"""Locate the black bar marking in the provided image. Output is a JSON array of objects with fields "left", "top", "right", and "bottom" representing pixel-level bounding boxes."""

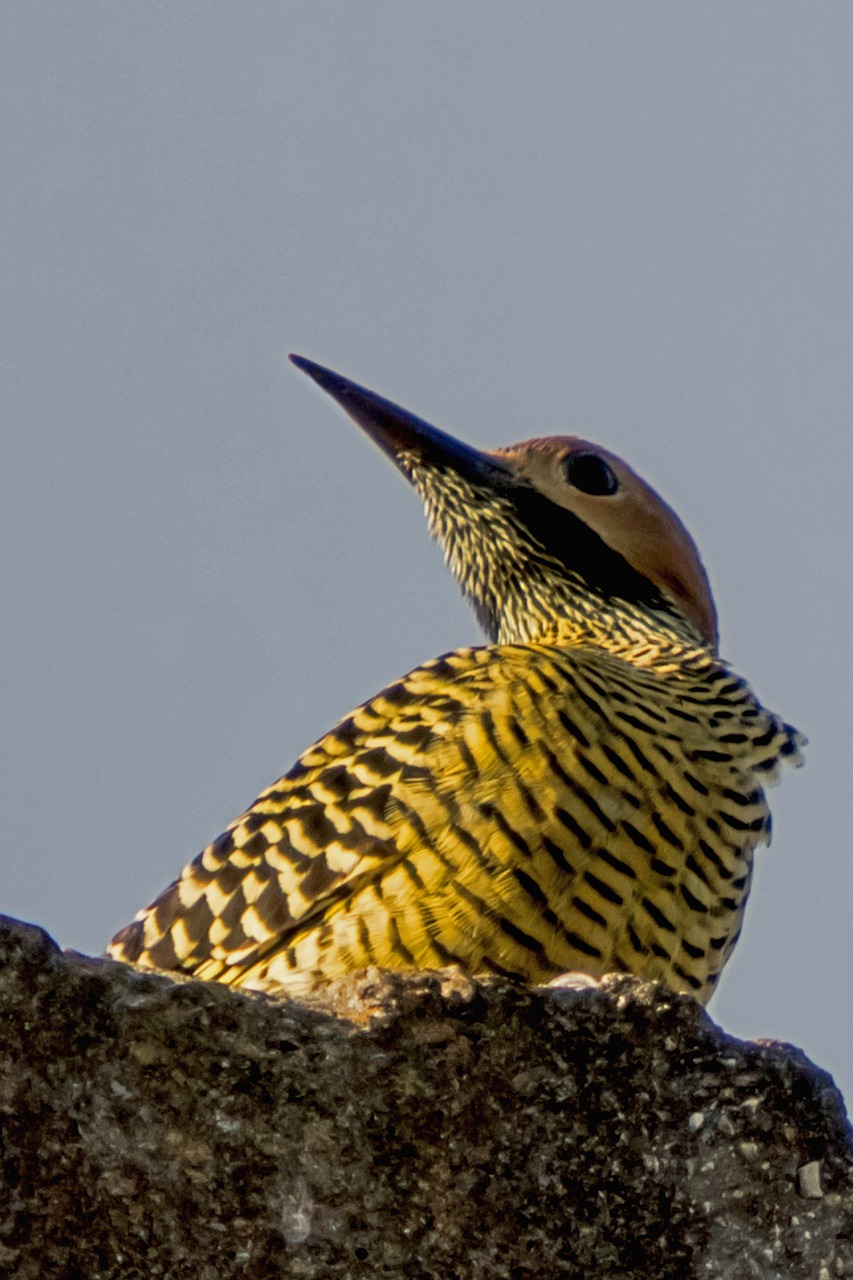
[
  {"left": 542, "top": 836, "right": 576, "bottom": 877},
  {"left": 642, "top": 897, "right": 676, "bottom": 933},
  {"left": 622, "top": 821, "right": 655, "bottom": 855},
  {"left": 584, "top": 871, "right": 623, "bottom": 906},
  {"left": 595, "top": 847, "right": 638, "bottom": 880},
  {"left": 573, "top": 895, "right": 607, "bottom": 929},
  {"left": 513, "top": 867, "right": 549, "bottom": 906},
  {"left": 554, "top": 806, "right": 592, "bottom": 850},
  {"left": 651, "top": 812, "right": 684, "bottom": 850},
  {"left": 680, "top": 884, "right": 709, "bottom": 914},
  {"left": 558, "top": 710, "right": 590, "bottom": 748}
]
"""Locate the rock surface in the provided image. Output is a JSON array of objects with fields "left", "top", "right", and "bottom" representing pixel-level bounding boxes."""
[{"left": 0, "top": 915, "right": 850, "bottom": 1279}]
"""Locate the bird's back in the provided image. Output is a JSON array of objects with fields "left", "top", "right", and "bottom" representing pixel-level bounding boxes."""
[{"left": 108, "top": 636, "right": 803, "bottom": 1003}]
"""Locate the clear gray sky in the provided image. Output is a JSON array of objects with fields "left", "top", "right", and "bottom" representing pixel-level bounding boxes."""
[{"left": 2, "top": 4, "right": 851, "bottom": 1101}]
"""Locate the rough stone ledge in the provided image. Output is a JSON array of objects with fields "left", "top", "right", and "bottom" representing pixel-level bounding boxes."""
[{"left": 0, "top": 914, "right": 850, "bottom": 1279}]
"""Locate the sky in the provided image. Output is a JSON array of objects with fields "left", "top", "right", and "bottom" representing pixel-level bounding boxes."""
[{"left": 2, "top": 3, "right": 851, "bottom": 1104}]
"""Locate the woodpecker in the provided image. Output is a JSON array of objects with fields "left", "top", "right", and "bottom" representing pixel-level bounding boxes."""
[{"left": 108, "top": 357, "right": 804, "bottom": 1002}]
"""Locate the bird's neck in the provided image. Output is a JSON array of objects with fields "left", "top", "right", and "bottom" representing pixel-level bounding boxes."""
[
  {"left": 474, "top": 542, "right": 709, "bottom": 661},
  {"left": 410, "top": 462, "right": 711, "bottom": 664},
  {"left": 495, "top": 583, "right": 710, "bottom": 666}
]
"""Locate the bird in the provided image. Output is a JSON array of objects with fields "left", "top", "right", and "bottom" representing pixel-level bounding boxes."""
[{"left": 107, "top": 356, "right": 804, "bottom": 1003}]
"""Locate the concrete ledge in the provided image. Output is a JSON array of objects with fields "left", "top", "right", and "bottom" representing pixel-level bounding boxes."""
[{"left": 0, "top": 915, "right": 850, "bottom": 1278}]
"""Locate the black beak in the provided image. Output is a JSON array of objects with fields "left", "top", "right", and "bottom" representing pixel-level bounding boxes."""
[{"left": 289, "top": 355, "right": 511, "bottom": 488}]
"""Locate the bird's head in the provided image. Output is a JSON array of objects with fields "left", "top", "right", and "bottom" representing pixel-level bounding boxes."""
[{"left": 290, "top": 357, "right": 718, "bottom": 653}]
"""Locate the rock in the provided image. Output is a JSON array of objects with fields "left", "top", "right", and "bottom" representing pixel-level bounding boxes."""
[{"left": 0, "top": 914, "right": 850, "bottom": 1279}]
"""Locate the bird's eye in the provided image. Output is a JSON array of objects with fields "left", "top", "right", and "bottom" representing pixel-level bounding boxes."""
[{"left": 563, "top": 451, "right": 619, "bottom": 496}]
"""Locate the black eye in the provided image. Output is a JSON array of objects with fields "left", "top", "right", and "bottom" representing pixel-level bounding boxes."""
[{"left": 563, "top": 451, "right": 619, "bottom": 496}]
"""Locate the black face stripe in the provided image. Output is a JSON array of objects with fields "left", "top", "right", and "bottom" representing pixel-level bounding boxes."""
[{"left": 509, "top": 484, "right": 673, "bottom": 614}]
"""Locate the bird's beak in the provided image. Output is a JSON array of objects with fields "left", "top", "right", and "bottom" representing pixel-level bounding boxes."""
[{"left": 289, "top": 355, "right": 511, "bottom": 488}]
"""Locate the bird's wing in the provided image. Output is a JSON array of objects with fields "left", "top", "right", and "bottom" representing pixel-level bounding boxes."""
[{"left": 107, "top": 645, "right": 502, "bottom": 977}]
